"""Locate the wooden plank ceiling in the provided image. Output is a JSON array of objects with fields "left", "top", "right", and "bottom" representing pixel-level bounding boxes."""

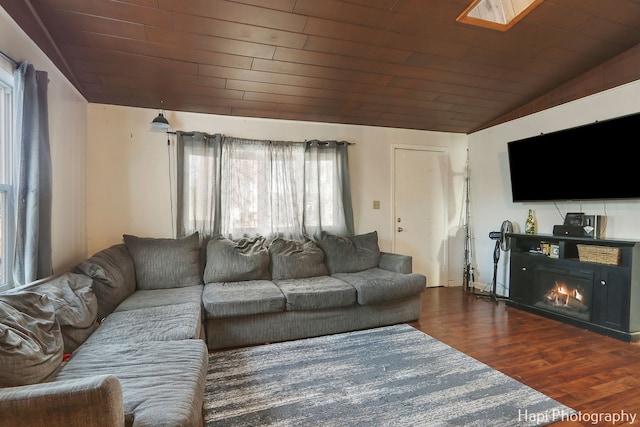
[{"left": 2, "top": 0, "right": 640, "bottom": 133}]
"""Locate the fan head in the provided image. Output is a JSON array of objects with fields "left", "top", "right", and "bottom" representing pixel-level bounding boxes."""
[{"left": 500, "top": 220, "right": 513, "bottom": 251}]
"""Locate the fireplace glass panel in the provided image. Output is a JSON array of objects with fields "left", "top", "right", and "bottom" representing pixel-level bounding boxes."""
[{"left": 533, "top": 267, "right": 592, "bottom": 322}]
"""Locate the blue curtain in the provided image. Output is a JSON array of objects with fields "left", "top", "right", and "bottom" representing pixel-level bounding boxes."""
[{"left": 12, "top": 62, "right": 52, "bottom": 286}]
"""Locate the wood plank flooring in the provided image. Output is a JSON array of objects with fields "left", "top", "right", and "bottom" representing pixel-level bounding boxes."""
[{"left": 410, "top": 287, "right": 640, "bottom": 426}]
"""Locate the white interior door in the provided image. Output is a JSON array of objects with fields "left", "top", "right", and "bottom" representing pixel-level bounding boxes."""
[{"left": 393, "top": 146, "right": 448, "bottom": 287}]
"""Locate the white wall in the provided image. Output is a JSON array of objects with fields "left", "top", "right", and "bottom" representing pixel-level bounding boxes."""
[
  {"left": 86, "top": 104, "right": 468, "bottom": 285},
  {"left": 468, "top": 80, "right": 640, "bottom": 295},
  {"left": 0, "top": 7, "right": 88, "bottom": 274}
]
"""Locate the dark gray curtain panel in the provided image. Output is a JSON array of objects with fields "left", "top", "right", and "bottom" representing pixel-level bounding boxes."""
[
  {"left": 12, "top": 62, "right": 52, "bottom": 286},
  {"left": 303, "top": 140, "right": 354, "bottom": 239},
  {"left": 176, "top": 132, "right": 222, "bottom": 240}
]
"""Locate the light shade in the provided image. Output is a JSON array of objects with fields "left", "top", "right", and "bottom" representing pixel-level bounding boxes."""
[{"left": 151, "top": 112, "right": 170, "bottom": 129}]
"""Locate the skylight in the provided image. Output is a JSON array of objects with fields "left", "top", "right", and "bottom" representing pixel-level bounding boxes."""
[{"left": 457, "top": 0, "right": 543, "bottom": 31}]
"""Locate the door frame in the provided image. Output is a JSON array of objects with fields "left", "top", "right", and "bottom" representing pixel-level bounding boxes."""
[{"left": 390, "top": 144, "right": 449, "bottom": 284}]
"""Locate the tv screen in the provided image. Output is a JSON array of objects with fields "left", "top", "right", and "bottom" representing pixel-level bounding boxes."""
[{"left": 507, "top": 112, "right": 640, "bottom": 202}]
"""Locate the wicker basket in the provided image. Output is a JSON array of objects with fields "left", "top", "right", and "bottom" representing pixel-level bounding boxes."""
[{"left": 576, "top": 244, "right": 621, "bottom": 265}]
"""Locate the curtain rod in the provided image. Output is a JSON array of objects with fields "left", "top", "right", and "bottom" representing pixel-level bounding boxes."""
[
  {"left": 0, "top": 50, "right": 19, "bottom": 67},
  {"left": 166, "top": 130, "right": 355, "bottom": 145}
]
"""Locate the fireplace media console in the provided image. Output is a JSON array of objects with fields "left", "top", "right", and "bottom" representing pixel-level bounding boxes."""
[{"left": 507, "top": 233, "right": 640, "bottom": 342}]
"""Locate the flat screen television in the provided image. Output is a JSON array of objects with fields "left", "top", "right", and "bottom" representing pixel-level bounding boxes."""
[{"left": 507, "top": 112, "right": 640, "bottom": 202}]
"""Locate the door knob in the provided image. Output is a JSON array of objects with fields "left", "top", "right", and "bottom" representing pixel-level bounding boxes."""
[{"left": 397, "top": 227, "right": 403, "bottom": 232}]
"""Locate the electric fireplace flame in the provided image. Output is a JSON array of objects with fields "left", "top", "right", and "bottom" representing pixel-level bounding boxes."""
[{"left": 544, "top": 281, "right": 587, "bottom": 312}]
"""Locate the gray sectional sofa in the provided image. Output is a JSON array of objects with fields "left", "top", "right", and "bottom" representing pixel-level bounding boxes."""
[
  {"left": 203, "top": 232, "right": 426, "bottom": 349},
  {"left": 0, "top": 231, "right": 426, "bottom": 426},
  {"left": 0, "top": 235, "right": 208, "bottom": 427}
]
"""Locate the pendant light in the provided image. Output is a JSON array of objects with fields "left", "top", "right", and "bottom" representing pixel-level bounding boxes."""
[{"left": 151, "top": 101, "right": 170, "bottom": 129}]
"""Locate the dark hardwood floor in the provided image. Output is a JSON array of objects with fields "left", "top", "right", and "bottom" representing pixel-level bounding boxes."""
[{"left": 410, "top": 287, "right": 640, "bottom": 426}]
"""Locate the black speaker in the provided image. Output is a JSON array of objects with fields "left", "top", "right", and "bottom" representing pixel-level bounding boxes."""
[{"left": 552, "top": 225, "right": 585, "bottom": 237}]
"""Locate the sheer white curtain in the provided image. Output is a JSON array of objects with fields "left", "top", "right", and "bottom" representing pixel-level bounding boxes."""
[
  {"left": 176, "top": 133, "right": 353, "bottom": 242},
  {"left": 219, "top": 137, "right": 305, "bottom": 240}
]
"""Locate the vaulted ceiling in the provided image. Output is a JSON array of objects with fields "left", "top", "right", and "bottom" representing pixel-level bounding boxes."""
[{"left": 2, "top": 0, "right": 640, "bottom": 134}]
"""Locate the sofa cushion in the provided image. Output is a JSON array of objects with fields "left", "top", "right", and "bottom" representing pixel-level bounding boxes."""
[
  {"left": 333, "top": 268, "right": 426, "bottom": 305},
  {"left": 28, "top": 272, "right": 98, "bottom": 353},
  {"left": 318, "top": 231, "right": 381, "bottom": 274},
  {"left": 114, "top": 285, "right": 204, "bottom": 312},
  {"left": 204, "top": 236, "right": 270, "bottom": 283},
  {"left": 269, "top": 238, "right": 329, "bottom": 280},
  {"left": 83, "top": 302, "right": 202, "bottom": 346},
  {"left": 203, "top": 280, "right": 285, "bottom": 318},
  {"left": 0, "top": 292, "right": 63, "bottom": 387},
  {"left": 274, "top": 276, "right": 356, "bottom": 311},
  {"left": 74, "top": 244, "right": 136, "bottom": 321},
  {"left": 55, "top": 339, "right": 208, "bottom": 427},
  {"left": 124, "top": 232, "right": 203, "bottom": 290}
]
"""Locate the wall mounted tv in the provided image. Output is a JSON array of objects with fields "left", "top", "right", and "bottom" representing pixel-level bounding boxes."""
[{"left": 507, "top": 112, "right": 640, "bottom": 202}]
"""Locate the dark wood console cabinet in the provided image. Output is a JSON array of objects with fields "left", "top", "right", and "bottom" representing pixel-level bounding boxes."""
[{"left": 506, "top": 233, "right": 640, "bottom": 342}]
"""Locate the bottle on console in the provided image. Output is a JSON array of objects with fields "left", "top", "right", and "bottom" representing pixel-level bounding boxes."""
[{"left": 525, "top": 209, "right": 536, "bottom": 235}]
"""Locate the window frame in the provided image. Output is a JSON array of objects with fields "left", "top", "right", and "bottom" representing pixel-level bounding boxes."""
[{"left": 0, "top": 66, "right": 14, "bottom": 290}]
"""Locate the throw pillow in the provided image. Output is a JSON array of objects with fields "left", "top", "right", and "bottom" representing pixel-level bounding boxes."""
[
  {"left": 318, "top": 231, "right": 381, "bottom": 274},
  {"left": 123, "top": 232, "right": 203, "bottom": 290},
  {"left": 0, "top": 292, "right": 64, "bottom": 387},
  {"left": 269, "top": 238, "right": 329, "bottom": 280},
  {"left": 74, "top": 244, "right": 136, "bottom": 320},
  {"left": 29, "top": 272, "right": 98, "bottom": 353},
  {"left": 204, "top": 236, "right": 270, "bottom": 283}
]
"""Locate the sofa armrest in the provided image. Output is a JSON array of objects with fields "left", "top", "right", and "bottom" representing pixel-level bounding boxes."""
[
  {"left": 379, "top": 252, "right": 413, "bottom": 274},
  {"left": 0, "top": 374, "right": 124, "bottom": 427}
]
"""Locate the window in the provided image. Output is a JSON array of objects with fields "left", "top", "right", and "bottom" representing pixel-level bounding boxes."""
[
  {"left": 219, "top": 140, "right": 305, "bottom": 238},
  {"left": 0, "top": 67, "right": 14, "bottom": 290},
  {"left": 177, "top": 133, "right": 354, "bottom": 242},
  {"left": 456, "top": 0, "right": 543, "bottom": 31}
]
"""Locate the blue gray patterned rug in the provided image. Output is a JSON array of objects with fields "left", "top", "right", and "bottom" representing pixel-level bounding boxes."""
[{"left": 204, "top": 324, "right": 575, "bottom": 426}]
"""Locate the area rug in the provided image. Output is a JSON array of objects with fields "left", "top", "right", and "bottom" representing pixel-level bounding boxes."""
[{"left": 204, "top": 324, "right": 575, "bottom": 426}]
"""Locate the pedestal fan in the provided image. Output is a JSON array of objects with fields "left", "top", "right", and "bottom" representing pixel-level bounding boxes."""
[{"left": 486, "top": 220, "right": 513, "bottom": 303}]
